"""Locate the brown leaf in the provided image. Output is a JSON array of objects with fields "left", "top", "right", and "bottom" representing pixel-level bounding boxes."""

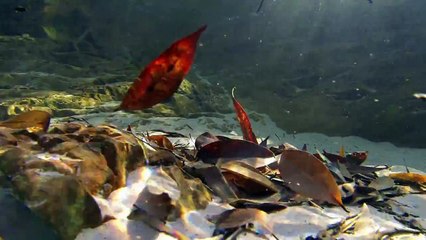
[
  {"left": 196, "top": 138, "right": 274, "bottom": 165},
  {"left": 211, "top": 208, "right": 272, "bottom": 232},
  {"left": 221, "top": 161, "right": 279, "bottom": 196},
  {"left": 279, "top": 149, "right": 345, "bottom": 209},
  {"left": 194, "top": 132, "right": 220, "bottom": 150},
  {"left": 184, "top": 162, "right": 238, "bottom": 202},
  {"left": 0, "top": 110, "right": 51, "bottom": 133},
  {"left": 131, "top": 188, "right": 173, "bottom": 222}
]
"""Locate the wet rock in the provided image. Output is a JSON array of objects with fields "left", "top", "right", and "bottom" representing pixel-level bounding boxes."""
[
  {"left": 11, "top": 170, "right": 102, "bottom": 240},
  {"left": 49, "top": 122, "right": 85, "bottom": 134},
  {"left": 0, "top": 188, "right": 60, "bottom": 240},
  {"left": 0, "top": 147, "right": 29, "bottom": 175},
  {"left": 38, "top": 134, "right": 73, "bottom": 150},
  {"left": 66, "top": 144, "right": 113, "bottom": 195},
  {"left": 0, "top": 127, "right": 18, "bottom": 146},
  {"left": 92, "top": 136, "right": 133, "bottom": 188}
]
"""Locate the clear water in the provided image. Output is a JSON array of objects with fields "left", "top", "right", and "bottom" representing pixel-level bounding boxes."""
[{"left": 2, "top": 0, "right": 425, "bottom": 148}]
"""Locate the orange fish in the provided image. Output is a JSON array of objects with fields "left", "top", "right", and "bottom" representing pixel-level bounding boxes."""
[{"left": 120, "top": 25, "right": 207, "bottom": 110}]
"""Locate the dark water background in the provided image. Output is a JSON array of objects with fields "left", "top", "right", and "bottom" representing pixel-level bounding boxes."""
[{"left": 1, "top": 0, "right": 426, "bottom": 147}]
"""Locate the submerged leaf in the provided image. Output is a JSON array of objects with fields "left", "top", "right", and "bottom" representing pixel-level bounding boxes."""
[
  {"left": 166, "top": 166, "right": 212, "bottom": 218},
  {"left": 368, "top": 176, "right": 395, "bottom": 191},
  {"left": 147, "top": 135, "right": 174, "bottom": 150},
  {"left": 231, "top": 87, "right": 257, "bottom": 144},
  {"left": 229, "top": 199, "right": 287, "bottom": 213},
  {"left": 194, "top": 132, "right": 220, "bottom": 150},
  {"left": 0, "top": 110, "right": 51, "bottom": 133},
  {"left": 131, "top": 188, "right": 173, "bottom": 222},
  {"left": 389, "top": 172, "right": 426, "bottom": 184},
  {"left": 211, "top": 208, "right": 271, "bottom": 231},
  {"left": 184, "top": 162, "right": 238, "bottom": 202},
  {"left": 196, "top": 138, "right": 274, "bottom": 165},
  {"left": 221, "top": 161, "right": 279, "bottom": 196},
  {"left": 120, "top": 25, "right": 207, "bottom": 110},
  {"left": 278, "top": 149, "right": 345, "bottom": 209}
]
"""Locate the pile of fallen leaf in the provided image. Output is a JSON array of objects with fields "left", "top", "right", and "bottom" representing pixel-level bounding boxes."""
[{"left": 0, "top": 100, "right": 425, "bottom": 239}]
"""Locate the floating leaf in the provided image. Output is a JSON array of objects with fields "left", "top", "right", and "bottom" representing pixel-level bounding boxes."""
[
  {"left": 0, "top": 110, "right": 51, "bottom": 133},
  {"left": 278, "top": 149, "right": 345, "bottom": 209},
  {"left": 120, "top": 25, "right": 207, "bottom": 110},
  {"left": 231, "top": 87, "right": 257, "bottom": 144},
  {"left": 196, "top": 138, "right": 274, "bottom": 165}
]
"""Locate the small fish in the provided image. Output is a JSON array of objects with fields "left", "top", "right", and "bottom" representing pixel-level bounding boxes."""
[
  {"left": 368, "top": 0, "right": 373, "bottom": 3},
  {"left": 14, "top": 6, "right": 26, "bottom": 13}
]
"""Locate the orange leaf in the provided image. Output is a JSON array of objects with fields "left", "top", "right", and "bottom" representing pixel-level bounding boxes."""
[
  {"left": 278, "top": 149, "right": 345, "bottom": 209},
  {"left": 232, "top": 87, "right": 257, "bottom": 144},
  {"left": 0, "top": 110, "right": 51, "bottom": 132},
  {"left": 120, "top": 25, "right": 207, "bottom": 110},
  {"left": 389, "top": 172, "right": 426, "bottom": 184}
]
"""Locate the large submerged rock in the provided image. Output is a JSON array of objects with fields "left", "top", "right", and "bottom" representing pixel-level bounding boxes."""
[{"left": 0, "top": 121, "right": 151, "bottom": 239}]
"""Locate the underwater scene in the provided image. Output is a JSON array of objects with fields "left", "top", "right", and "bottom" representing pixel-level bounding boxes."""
[{"left": 1, "top": 0, "right": 426, "bottom": 239}]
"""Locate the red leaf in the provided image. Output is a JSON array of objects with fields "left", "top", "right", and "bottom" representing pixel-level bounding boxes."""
[
  {"left": 232, "top": 87, "right": 257, "bottom": 144},
  {"left": 120, "top": 25, "right": 207, "bottom": 110}
]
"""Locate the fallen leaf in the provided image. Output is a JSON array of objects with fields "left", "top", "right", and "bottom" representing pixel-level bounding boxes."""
[
  {"left": 368, "top": 176, "right": 395, "bottom": 191},
  {"left": 0, "top": 110, "right": 51, "bottom": 133},
  {"left": 194, "top": 132, "right": 220, "bottom": 150},
  {"left": 196, "top": 138, "right": 274, "bottom": 165},
  {"left": 221, "top": 161, "right": 279, "bottom": 196},
  {"left": 120, "top": 25, "right": 207, "bottom": 110},
  {"left": 148, "top": 135, "right": 174, "bottom": 150},
  {"left": 131, "top": 188, "right": 173, "bottom": 222},
  {"left": 231, "top": 87, "right": 257, "bottom": 144},
  {"left": 346, "top": 151, "right": 368, "bottom": 165},
  {"left": 210, "top": 208, "right": 271, "bottom": 231},
  {"left": 389, "top": 172, "right": 426, "bottom": 184},
  {"left": 278, "top": 149, "right": 345, "bottom": 209},
  {"left": 229, "top": 199, "right": 287, "bottom": 213}
]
